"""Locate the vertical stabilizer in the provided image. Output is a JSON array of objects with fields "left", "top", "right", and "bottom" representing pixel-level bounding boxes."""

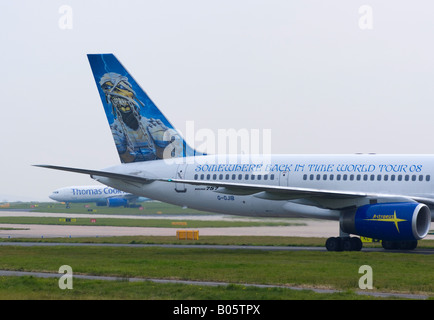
[{"left": 88, "top": 54, "right": 198, "bottom": 163}]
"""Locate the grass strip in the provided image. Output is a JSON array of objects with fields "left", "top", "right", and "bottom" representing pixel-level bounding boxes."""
[
  {"left": 0, "top": 217, "right": 303, "bottom": 228},
  {"left": 2, "top": 201, "right": 215, "bottom": 215},
  {"left": 0, "top": 276, "right": 385, "bottom": 300},
  {"left": 0, "top": 244, "right": 433, "bottom": 296}
]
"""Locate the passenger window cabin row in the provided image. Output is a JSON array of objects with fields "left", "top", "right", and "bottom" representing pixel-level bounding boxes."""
[
  {"left": 303, "top": 173, "right": 430, "bottom": 182},
  {"left": 192, "top": 172, "right": 431, "bottom": 182},
  {"left": 194, "top": 173, "right": 276, "bottom": 181}
]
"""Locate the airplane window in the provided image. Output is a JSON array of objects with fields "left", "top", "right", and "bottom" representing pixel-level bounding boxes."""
[
  {"left": 270, "top": 174, "right": 275, "bottom": 180},
  {"left": 323, "top": 174, "right": 327, "bottom": 180},
  {"left": 206, "top": 174, "right": 211, "bottom": 180},
  {"left": 377, "top": 174, "right": 381, "bottom": 181},
  {"left": 398, "top": 175, "right": 402, "bottom": 181},
  {"left": 225, "top": 174, "right": 229, "bottom": 180},
  {"left": 329, "top": 174, "right": 334, "bottom": 180},
  {"left": 316, "top": 174, "right": 321, "bottom": 180},
  {"left": 384, "top": 175, "right": 388, "bottom": 181},
  {"left": 391, "top": 175, "right": 395, "bottom": 181},
  {"left": 245, "top": 174, "right": 249, "bottom": 180},
  {"left": 200, "top": 174, "right": 204, "bottom": 180},
  {"left": 303, "top": 174, "right": 308, "bottom": 180},
  {"left": 412, "top": 175, "right": 416, "bottom": 181},
  {"left": 264, "top": 175, "right": 268, "bottom": 180},
  {"left": 350, "top": 174, "right": 354, "bottom": 181},
  {"left": 232, "top": 174, "right": 236, "bottom": 180},
  {"left": 337, "top": 174, "right": 341, "bottom": 181},
  {"left": 219, "top": 174, "right": 223, "bottom": 180},
  {"left": 405, "top": 175, "right": 409, "bottom": 181},
  {"left": 419, "top": 175, "right": 423, "bottom": 181},
  {"left": 370, "top": 175, "right": 375, "bottom": 181},
  {"left": 257, "top": 175, "right": 262, "bottom": 180},
  {"left": 363, "top": 174, "right": 368, "bottom": 181},
  {"left": 356, "top": 174, "right": 361, "bottom": 181},
  {"left": 194, "top": 174, "right": 198, "bottom": 180},
  {"left": 213, "top": 174, "right": 217, "bottom": 180},
  {"left": 251, "top": 175, "right": 255, "bottom": 180},
  {"left": 238, "top": 174, "right": 243, "bottom": 180},
  {"left": 343, "top": 174, "right": 347, "bottom": 181},
  {"left": 426, "top": 175, "right": 431, "bottom": 181}
]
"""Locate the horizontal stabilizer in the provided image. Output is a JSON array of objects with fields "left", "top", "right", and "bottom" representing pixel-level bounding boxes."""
[{"left": 34, "top": 165, "right": 152, "bottom": 184}]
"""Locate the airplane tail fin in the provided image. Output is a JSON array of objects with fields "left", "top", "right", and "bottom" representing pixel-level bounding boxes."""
[{"left": 87, "top": 54, "right": 200, "bottom": 163}]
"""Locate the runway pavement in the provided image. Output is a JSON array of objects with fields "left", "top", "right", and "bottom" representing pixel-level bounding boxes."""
[
  {"left": 0, "top": 223, "right": 340, "bottom": 238},
  {"left": 0, "top": 213, "right": 340, "bottom": 239},
  {"left": 0, "top": 210, "right": 432, "bottom": 240}
]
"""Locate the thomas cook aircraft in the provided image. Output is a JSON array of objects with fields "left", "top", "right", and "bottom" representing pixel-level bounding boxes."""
[
  {"left": 49, "top": 185, "right": 150, "bottom": 207},
  {"left": 36, "top": 54, "right": 433, "bottom": 251}
]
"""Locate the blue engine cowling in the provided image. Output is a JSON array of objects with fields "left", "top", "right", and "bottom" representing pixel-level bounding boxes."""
[
  {"left": 106, "top": 198, "right": 129, "bottom": 207},
  {"left": 341, "top": 202, "right": 431, "bottom": 241}
]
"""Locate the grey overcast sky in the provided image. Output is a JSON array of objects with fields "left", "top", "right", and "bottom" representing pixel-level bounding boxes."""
[{"left": 1, "top": 1, "right": 434, "bottom": 201}]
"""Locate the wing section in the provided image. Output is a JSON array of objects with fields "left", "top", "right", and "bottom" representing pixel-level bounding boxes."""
[
  {"left": 34, "top": 165, "right": 153, "bottom": 184},
  {"left": 161, "top": 177, "right": 432, "bottom": 210},
  {"left": 163, "top": 178, "right": 368, "bottom": 198}
]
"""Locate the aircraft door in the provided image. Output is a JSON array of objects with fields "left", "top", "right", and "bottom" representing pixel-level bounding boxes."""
[
  {"left": 175, "top": 164, "right": 188, "bottom": 193},
  {"left": 279, "top": 171, "right": 288, "bottom": 187}
]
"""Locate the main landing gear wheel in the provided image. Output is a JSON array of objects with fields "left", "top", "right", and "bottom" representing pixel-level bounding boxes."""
[
  {"left": 325, "top": 237, "right": 362, "bottom": 252},
  {"left": 381, "top": 240, "right": 418, "bottom": 250}
]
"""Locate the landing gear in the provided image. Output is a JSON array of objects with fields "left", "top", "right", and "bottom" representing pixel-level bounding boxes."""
[
  {"left": 326, "top": 237, "right": 418, "bottom": 251},
  {"left": 382, "top": 240, "right": 418, "bottom": 250},
  {"left": 325, "top": 236, "right": 363, "bottom": 252}
]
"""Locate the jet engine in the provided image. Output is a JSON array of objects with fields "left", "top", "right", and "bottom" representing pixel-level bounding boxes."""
[
  {"left": 106, "top": 198, "right": 129, "bottom": 207},
  {"left": 341, "top": 202, "right": 431, "bottom": 242}
]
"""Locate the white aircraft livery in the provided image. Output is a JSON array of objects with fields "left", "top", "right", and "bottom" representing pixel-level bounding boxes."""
[
  {"left": 36, "top": 54, "right": 433, "bottom": 251},
  {"left": 49, "top": 185, "right": 149, "bottom": 207}
]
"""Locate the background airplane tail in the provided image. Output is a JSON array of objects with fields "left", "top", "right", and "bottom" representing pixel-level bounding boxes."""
[{"left": 88, "top": 54, "right": 199, "bottom": 163}]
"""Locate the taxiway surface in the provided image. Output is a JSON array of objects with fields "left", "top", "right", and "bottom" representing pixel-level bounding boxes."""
[
  {"left": 0, "top": 210, "right": 432, "bottom": 240},
  {"left": 0, "top": 210, "right": 339, "bottom": 239}
]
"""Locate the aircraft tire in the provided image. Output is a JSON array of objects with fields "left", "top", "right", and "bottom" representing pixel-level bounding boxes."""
[
  {"left": 400, "top": 240, "right": 418, "bottom": 250},
  {"left": 350, "top": 237, "right": 363, "bottom": 251},
  {"left": 326, "top": 237, "right": 363, "bottom": 252},
  {"left": 382, "top": 240, "right": 417, "bottom": 250},
  {"left": 325, "top": 237, "right": 342, "bottom": 251},
  {"left": 342, "top": 238, "right": 353, "bottom": 251}
]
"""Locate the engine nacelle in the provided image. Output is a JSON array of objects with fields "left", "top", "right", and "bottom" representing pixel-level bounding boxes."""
[
  {"left": 341, "top": 202, "right": 431, "bottom": 241},
  {"left": 106, "top": 198, "right": 129, "bottom": 207}
]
